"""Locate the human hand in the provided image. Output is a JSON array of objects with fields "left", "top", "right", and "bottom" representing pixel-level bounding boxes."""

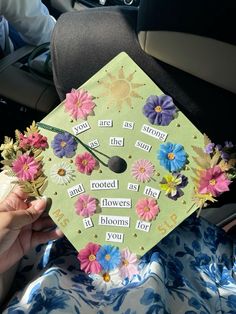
[{"left": 0, "top": 185, "right": 63, "bottom": 273}]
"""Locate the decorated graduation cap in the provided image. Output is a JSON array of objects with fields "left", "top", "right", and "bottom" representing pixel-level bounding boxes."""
[{"left": 1, "top": 53, "right": 235, "bottom": 286}]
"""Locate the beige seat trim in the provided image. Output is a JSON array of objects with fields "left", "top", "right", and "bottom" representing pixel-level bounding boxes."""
[{"left": 138, "top": 31, "right": 236, "bottom": 94}]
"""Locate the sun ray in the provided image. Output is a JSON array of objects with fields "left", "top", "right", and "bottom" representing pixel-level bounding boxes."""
[
  {"left": 125, "top": 97, "right": 132, "bottom": 108},
  {"left": 131, "top": 83, "right": 145, "bottom": 89},
  {"left": 106, "top": 71, "right": 117, "bottom": 82},
  {"left": 130, "top": 91, "right": 143, "bottom": 99},
  {"left": 118, "top": 67, "right": 125, "bottom": 79},
  {"left": 97, "top": 66, "right": 144, "bottom": 110},
  {"left": 98, "top": 81, "right": 111, "bottom": 89}
]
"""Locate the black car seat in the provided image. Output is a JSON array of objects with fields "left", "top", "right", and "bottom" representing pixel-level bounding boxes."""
[{"left": 51, "top": 0, "right": 236, "bottom": 222}]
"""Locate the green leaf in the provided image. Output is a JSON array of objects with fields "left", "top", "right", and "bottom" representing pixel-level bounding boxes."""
[
  {"left": 25, "top": 121, "right": 38, "bottom": 136},
  {"left": 192, "top": 156, "right": 210, "bottom": 169},
  {"left": 203, "top": 133, "right": 212, "bottom": 147},
  {"left": 0, "top": 159, "right": 13, "bottom": 166},
  {"left": 210, "top": 150, "right": 221, "bottom": 168}
]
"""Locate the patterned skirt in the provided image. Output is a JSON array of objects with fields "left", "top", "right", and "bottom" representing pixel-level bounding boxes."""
[{"left": 2, "top": 214, "right": 236, "bottom": 314}]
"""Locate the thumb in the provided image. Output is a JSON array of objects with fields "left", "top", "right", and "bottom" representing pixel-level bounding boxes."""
[{"left": 9, "top": 198, "right": 46, "bottom": 229}]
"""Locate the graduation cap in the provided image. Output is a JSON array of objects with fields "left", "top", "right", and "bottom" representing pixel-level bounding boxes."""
[{"left": 1, "top": 53, "right": 235, "bottom": 284}]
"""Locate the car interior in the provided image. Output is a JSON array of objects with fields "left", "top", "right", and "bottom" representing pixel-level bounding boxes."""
[
  {"left": 1, "top": 0, "right": 235, "bottom": 226},
  {"left": 0, "top": 0, "right": 235, "bottom": 308}
]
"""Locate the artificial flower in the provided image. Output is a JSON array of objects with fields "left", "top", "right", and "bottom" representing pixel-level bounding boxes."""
[
  {"left": 198, "top": 165, "right": 231, "bottom": 197},
  {"left": 19, "top": 132, "right": 48, "bottom": 150},
  {"left": 77, "top": 243, "right": 102, "bottom": 274},
  {"left": 224, "top": 141, "right": 234, "bottom": 148},
  {"left": 0, "top": 137, "right": 18, "bottom": 160},
  {"left": 135, "top": 198, "right": 160, "bottom": 221},
  {"left": 160, "top": 173, "right": 188, "bottom": 200},
  {"left": 96, "top": 245, "right": 121, "bottom": 272},
  {"left": 50, "top": 162, "right": 75, "bottom": 185},
  {"left": 74, "top": 194, "right": 97, "bottom": 217},
  {"left": 91, "top": 269, "right": 122, "bottom": 293},
  {"left": 131, "top": 159, "right": 155, "bottom": 183},
  {"left": 65, "top": 88, "right": 96, "bottom": 120},
  {"left": 75, "top": 152, "right": 97, "bottom": 175},
  {"left": 28, "top": 133, "right": 48, "bottom": 149},
  {"left": 51, "top": 132, "right": 77, "bottom": 158},
  {"left": 12, "top": 153, "right": 40, "bottom": 181},
  {"left": 143, "top": 94, "right": 176, "bottom": 126},
  {"left": 203, "top": 142, "right": 215, "bottom": 154},
  {"left": 120, "top": 248, "right": 139, "bottom": 280},
  {"left": 157, "top": 142, "right": 187, "bottom": 172}
]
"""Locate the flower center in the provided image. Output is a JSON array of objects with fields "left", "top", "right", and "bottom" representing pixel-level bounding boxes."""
[
  {"left": 105, "top": 254, "right": 111, "bottom": 261},
  {"left": 143, "top": 206, "right": 150, "bottom": 212},
  {"left": 123, "top": 259, "right": 129, "bottom": 266},
  {"left": 103, "top": 273, "right": 111, "bottom": 282},
  {"left": 23, "top": 163, "right": 29, "bottom": 171},
  {"left": 139, "top": 167, "right": 146, "bottom": 173},
  {"left": 77, "top": 100, "right": 82, "bottom": 107},
  {"left": 167, "top": 182, "right": 175, "bottom": 188},
  {"left": 209, "top": 179, "right": 216, "bottom": 186},
  {"left": 57, "top": 168, "right": 66, "bottom": 176},
  {"left": 167, "top": 152, "right": 175, "bottom": 160},
  {"left": 82, "top": 201, "right": 88, "bottom": 208},
  {"left": 82, "top": 159, "right": 88, "bottom": 166},
  {"left": 155, "top": 105, "right": 162, "bottom": 113},
  {"left": 88, "top": 254, "right": 96, "bottom": 262},
  {"left": 60, "top": 141, "right": 67, "bottom": 148}
]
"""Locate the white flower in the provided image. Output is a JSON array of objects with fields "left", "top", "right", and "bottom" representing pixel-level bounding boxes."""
[
  {"left": 0, "top": 137, "right": 18, "bottom": 159},
  {"left": 50, "top": 161, "right": 75, "bottom": 185},
  {"left": 91, "top": 269, "right": 122, "bottom": 293}
]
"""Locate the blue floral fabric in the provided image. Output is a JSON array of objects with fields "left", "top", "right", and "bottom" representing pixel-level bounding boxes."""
[{"left": 2, "top": 215, "right": 236, "bottom": 314}]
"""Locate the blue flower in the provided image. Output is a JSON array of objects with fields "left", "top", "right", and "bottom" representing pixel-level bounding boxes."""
[
  {"left": 51, "top": 132, "right": 77, "bottom": 158},
  {"left": 96, "top": 245, "right": 121, "bottom": 271},
  {"left": 157, "top": 142, "right": 187, "bottom": 172},
  {"left": 188, "top": 297, "right": 201, "bottom": 310},
  {"left": 227, "top": 295, "right": 236, "bottom": 309},
  {"left": 29, "top": 287, "right": 70, "bottom": 313},
  {"left": 143, "top": 94, "right": 177, "bottom": 126},
  {"left": 140, "top": 288, "right": 161, "bottom": 305}
]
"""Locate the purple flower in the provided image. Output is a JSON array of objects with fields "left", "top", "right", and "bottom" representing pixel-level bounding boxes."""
[
  {"left": 221, "top": 151, "right": 230, "bottom": 161},
  {"left": 51, "top": 132, "right": 77, "bottom": 158},
  {"left": 224, "top": 141, "right": 234, "bottom": 148},
  {"left": 160, "top": 173, "right": 188, "bottom": 200},
  {"left": 143, "top": 94, "right": 176, "bottom": 126},
  {"left": 215, "top": 144, "right": 222, "bottom": 152},
  {"left": 203, "top": 143, "right": 215, "bottom": 154}
]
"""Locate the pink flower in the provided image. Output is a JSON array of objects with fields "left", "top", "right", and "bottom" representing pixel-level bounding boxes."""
[
  {"left": 198, "top": 165, "right": 231, "bottom": 197},
  {"left": 19, "top": 132, "right": 48, "bottom": 150},
  {"left": 77, "top": 242, "right": 102, "bottom": 274},
  {"left": 65, "top": 88, "right": 96, "bottom": 120},
  {"left": 19, "top": 133, "right": 30, "bottom": 149},
  {"left": 75, "top": 194, "right": 97, "bottom": 217},
  {"left": 28, "top": 133, "right": 48, "bottom": 149},
  {"left": 131, "top": 159, "right": 155, "bottom": 183},
  {"left": 75, "top": 152, "right": 97, "bottom": 175},
  {"left": 135, "top": 198, "right": 160, "bottom": 221},
  {"left": 120, "top": 248, "right": 139, "bottom": 279},
  {"left": 12, "top": 153, "right": 40, "bottom": 181}
]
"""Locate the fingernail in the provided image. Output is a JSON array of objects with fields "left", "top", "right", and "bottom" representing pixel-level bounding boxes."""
[{"left": 34, "top": 198, "right": 46, "bottom": 211}]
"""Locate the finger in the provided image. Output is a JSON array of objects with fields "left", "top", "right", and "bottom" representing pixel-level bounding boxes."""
[
  {"left": 31, "top": 228, "right": 64, "bottom": 247},
  {"left": 0, "top": 190, "right": 29, "bottom": 212},
  {"left": 11, "top": 185, "right": 28, "bottom": 200},
  {"left": 32, "top": 216, "right": 57, "bottom": 231},
  {"left": 8, "top": 198, "right": 46, "bottom": 229}
]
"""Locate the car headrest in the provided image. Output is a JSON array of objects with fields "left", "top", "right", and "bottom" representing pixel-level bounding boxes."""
[{"left": 137, "top": 0, "right": 236, "bottom": 94}]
